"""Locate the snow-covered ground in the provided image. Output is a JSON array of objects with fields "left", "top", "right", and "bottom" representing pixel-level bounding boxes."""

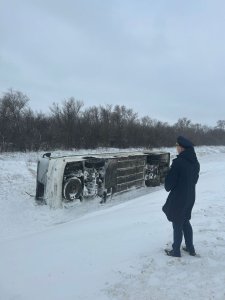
[{"left": 0, "top": 146, "right": 225, "bottom": 300}]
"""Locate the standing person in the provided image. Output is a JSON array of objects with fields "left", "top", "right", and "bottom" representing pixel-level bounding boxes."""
[{"left": 162, "top": 136, "right": 200, "bottom": 257}]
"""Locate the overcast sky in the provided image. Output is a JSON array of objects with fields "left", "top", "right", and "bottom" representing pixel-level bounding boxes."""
[{"left": 1, "top": 0, "right": 225, "bottom": 126}]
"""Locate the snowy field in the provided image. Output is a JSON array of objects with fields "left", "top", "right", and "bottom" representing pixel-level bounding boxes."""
[{"left": 0, "top": 146, "right": 225, "bottom": 300}]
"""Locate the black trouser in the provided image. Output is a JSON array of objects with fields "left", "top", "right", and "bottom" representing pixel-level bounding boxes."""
[{"left": 172, "top": 220, "right": 194, "bottom": 255}]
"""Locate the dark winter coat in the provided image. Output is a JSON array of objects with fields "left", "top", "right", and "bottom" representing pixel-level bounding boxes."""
[{"left": 162, "top": 148, "right": 200, "bottom": 223}]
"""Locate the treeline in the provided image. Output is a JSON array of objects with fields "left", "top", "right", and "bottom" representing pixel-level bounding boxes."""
[{"left": 0, "top": 89, "right": 225, "bottom": 152}]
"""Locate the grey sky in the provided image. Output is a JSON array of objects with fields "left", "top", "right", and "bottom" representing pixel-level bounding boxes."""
[{"left": 1, "top": 0, "right": 225, "bottom": 126}]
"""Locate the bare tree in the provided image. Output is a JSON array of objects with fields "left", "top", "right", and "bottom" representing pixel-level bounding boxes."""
[
  {"left": 1, "top": 88, "right": 225, "bottom": 151},
  {"left": 216, "top": 120, "right": 225, "bottom": 130},
  {"left": 0, "top": 89, "right": 29, "bottom": 151}
]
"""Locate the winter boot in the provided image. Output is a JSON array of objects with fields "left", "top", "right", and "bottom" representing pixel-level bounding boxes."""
[
  {"left": 164, "top": 249, "right": 181, "bottom": 257},
  {"left": 182, "top": 246, "right": 196, "bottom": 256}
]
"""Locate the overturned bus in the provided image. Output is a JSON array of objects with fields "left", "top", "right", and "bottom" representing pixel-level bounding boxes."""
[{"left": 36, "top": 151, "right": 170, "bottom": 208}]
